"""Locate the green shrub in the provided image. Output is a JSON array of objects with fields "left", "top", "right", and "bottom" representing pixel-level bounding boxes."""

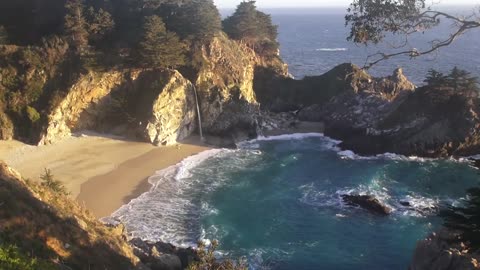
[
  {"left": 188, "top": 240, "right": 247, "bottom": 270},
  {"left": 40, "top": 169, "right": 68, "bottom": 195},
  {"left": 0, "top": 243, "right": 57, "bottom": 270},
  {"left": 26, "top": 106, "right": 40, "bottom": 123}
]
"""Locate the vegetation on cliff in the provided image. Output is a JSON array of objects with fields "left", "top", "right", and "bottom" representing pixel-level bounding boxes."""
[
  {"left": 0, "top": 0, "right": 282, "bottom": 144},
  {"left": 0, "top": 161, "right": 139, "bottom": 269}
]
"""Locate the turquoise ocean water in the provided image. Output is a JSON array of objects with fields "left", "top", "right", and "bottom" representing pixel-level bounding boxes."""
[{"left": 111, "top": 134, "right": 480, "bottom": 269}]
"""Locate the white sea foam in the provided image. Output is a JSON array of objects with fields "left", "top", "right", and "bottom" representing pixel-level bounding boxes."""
[
  {"left": 316, "top": 48, "right": 348, "bottom": 52},
  {"left": 298, "top": 179, "right": 447, "bottom": 218},
  {"left": 109, "top": 148, "right": 232, "bottom": 247}
]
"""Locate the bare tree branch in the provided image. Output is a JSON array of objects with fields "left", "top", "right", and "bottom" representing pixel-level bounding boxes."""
[{"left": 362, "top": 10, "right": 480, "bottom": 69}]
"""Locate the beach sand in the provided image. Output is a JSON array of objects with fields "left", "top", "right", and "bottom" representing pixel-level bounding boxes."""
[
  {"left": 0, "top": 133, "right": 210, "bottom": 218},
  {"left": 0, "top": 121, "right": 324, "bottom": 219}
]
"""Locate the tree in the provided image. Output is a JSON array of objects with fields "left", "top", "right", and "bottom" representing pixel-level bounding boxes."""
[
  {"left": 162, "top": 0, "right": 222, "bottom": 43},
  {"left": 447, "top": 67, "right": 479, "bottom": 92},
  {"left": 138, "top": 15, "right": 186, "bottom": 68},
  {"left": 0, "top": 25, "right": 8, "bottom": 44},
  {"left": 64, "top": 0, "right": 89, "bottom": 53},
  {"left": 86, "top": 7, "right": 115, "bottom": 43},
  {"left": 424, "top": 69, "right": 448, "bottom": 86},
  {"left": 345, "top": 0, "right": 480, "bottom": 69},
  {"left": 223, "top": 1, "right": 279, "bottom": 55}
]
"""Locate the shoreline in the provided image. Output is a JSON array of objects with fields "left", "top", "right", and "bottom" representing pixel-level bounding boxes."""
[
  {"left": 0, "top": 121, "right": 325, "bottom": 219},
  {"left": 77, "top": 136, "right": 211, "bottom": 218}
]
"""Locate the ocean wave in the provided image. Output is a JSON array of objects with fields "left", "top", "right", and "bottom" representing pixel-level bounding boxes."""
[
  {"left": 238, "top": 133, "right": 341, "bottom": 151},
  {"left": 109, "top": 148, "right": 234, "bottom": 247},
  {"left": 298, "top": 180, "right": 448, "bottom": 218},
  {"left": 315, "top": 48, "right": 348, "bottom": 52}
]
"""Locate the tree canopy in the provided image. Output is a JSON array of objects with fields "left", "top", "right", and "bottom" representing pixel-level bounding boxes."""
[
  {"left": 223, "top": 1, "right": 279, "bottom": 56},
  {"left": 138, "top": 15, "right": 186, "bottom": 69},
  {"left": 64, "top": 0, "right": 89, "bottom": 53},
  {"left": 163, "top": 0, "right": 222, "bottom": 42},
  {"left": 345, "top": 0, "right": 480, "bottom": 68}
]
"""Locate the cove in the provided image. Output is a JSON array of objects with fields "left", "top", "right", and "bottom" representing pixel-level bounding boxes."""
[{"left": 111, "top": 134, "right": 480, "bottom": 270}]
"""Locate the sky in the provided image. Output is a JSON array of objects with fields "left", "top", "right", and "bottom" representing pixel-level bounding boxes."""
[{"left": 214, "top": 0, "right": 479, "bottom": 8}]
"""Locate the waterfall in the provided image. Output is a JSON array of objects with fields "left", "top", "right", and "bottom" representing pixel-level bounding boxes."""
[{"left": 192, "top": 85, "right": 204, "bottom": 141}]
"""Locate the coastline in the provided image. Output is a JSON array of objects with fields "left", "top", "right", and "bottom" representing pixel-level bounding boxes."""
[
  {"left": 0, "top": 121, "right": 324, "bottom": 219},
  {"left": 0, "top": 133, "right": 211, "bottom": 218}
]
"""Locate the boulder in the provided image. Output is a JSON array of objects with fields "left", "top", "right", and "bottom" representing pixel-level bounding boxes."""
[
  {"left": 129, "top": 238, "right": 197, "bottom": 270},
  {"left": 409, "top": 229, "right": 480, "bottom": 270},
  {"left": 342, "top": 194, "right": 392, "bottom": 216}
]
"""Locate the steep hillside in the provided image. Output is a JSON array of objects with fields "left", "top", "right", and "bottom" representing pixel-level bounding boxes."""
[{"left": 0, "top": 161, "right": 140, "bottom": 269}]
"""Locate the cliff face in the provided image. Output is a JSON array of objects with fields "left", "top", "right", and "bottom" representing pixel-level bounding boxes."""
[
  {"left": 195, "top": 33, "right": 288, "bottom": 138},
  {"left": 258, "top": 62, "right": 480, "bottom": 158},
  {"left": 409, "top": 229, "right": 480, "bottom": 270},
  {"left": 22, "top": 33, "right": 287, "bottom": 146}
]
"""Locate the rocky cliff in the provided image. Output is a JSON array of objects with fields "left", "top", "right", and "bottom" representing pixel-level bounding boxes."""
[
  {"left": 257, "top": 62, "right": 480, "bottom": 158},
  {"left": 0, "top": 33, "right": 288, "bottom": 146},
  {"left": 38, "top": 69, "right": 197, "bottom": 146},
  {"left": 409, "top": 229, "right": 480, "bottom": 270}
]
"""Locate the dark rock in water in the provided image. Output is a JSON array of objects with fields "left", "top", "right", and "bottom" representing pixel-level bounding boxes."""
[
  {"left": 400, "top": 201, "right": 412, "bottom": 207},
  {"left": 473, "top": 159, "right": 480, "bottom": 170},
  {"left": 342, "top": 194, "right": 392, "bottom": 216},
  {"left": 129, "top": 238, "right": 197, "bottom": 270}
]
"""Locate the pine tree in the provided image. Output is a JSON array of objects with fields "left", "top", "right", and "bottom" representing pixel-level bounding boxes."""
[
  {"left": 223, "top": 1, "right": 279, "bottom": 55},
  {"left": 64, "top": 0, "right": 89, "bottom": 53},
  {"left": 424, "top": 69, "right": 447, "bottom": 86},
  {"left": 164, "top": 0, "right": 222, "bottom": 43},
  {"left": 86, "top": 7, "right": 115, "bottom": 43},
  {"left": 447, "top": 67, "right": 478, "bottom": 92},
  {"left": 138, "top": 15, "right": 186, "bottom": 68}
]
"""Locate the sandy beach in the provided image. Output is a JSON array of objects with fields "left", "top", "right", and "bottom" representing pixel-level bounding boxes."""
[
  {"left": 0, "top": 122, "right": 323, "bottom": 218},
  {"left": 0, "top": 133, "right": 211, "bottom": 218}
]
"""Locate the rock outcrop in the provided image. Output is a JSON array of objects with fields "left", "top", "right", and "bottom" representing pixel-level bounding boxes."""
[
  {"left": 130, "top": 238, "right": 197, "bottom": 270},
  {"left": 257, "top": 62, "right": 480, "bottom": 158},
  {"left": 410, "top": 229, "right": 480, "bottom": 270},
  {"left": 195, "top": 33, "right": 287, "bottom": 139},
  {"left": 38, "top": 71, "right": 125, "bottom": 145},
  {"left": 27, "top": 33, "right": 289, "bottom": 146},
  {"left": 341, "top": 194, "right": 392, "bottom": 216},
  {"left": 37, "top": 69, "right": 197, "bottom": 146}
]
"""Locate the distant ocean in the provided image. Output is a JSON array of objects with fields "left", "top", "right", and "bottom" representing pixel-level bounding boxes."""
[
  {"left": 109, "top": 8, "right": 480, "bottom": 270},
  {"left": 225, "top": 7, "right": 480, "bottom": 84}
]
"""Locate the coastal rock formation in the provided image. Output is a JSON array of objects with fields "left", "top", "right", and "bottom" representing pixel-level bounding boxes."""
[
  {"left": 134, "top": 71, "right": 196, "bottom": 146},
  {"left": 16, "top": 33, "right": 289, "bottom": 146},
  {"left": 195, "top": 33, "right": 287, "bottom": 139},
  {"left": 38, "top": 71, "right": 125, "bottom": 145},
  {"left": 341, "top": 194, "right": 392, "bottom": 215},
  {"left": 130, "top": 238, "right": 197, "bottom": 270},
  {"left": 330, "top": 83, "right": 480, "bottom": 157},
  {"left": 410, "top": 229, "right": 480, "bottom": 270},
  {"left": 37, "top": 69, "right": 197, "bottom": 146},
  {"left": 258, "top": 62, "right": 480, "bottom": 158}
]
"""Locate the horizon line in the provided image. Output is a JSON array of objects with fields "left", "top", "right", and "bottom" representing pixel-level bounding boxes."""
[{"left": 217, "top": 3, "right": 478, "bottom": 9}]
